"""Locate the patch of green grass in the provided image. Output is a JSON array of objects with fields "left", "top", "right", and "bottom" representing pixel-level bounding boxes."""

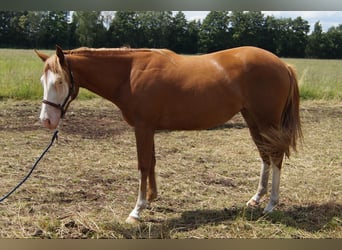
[
  {"left": 284, "top": 58, "right": 342, "bottom": 100},
  {"left": 0, "top": 49, "right": 42, "bottom": 100},
  {"left": 0, "top": 49, "right": 97, "bottom": 100}
]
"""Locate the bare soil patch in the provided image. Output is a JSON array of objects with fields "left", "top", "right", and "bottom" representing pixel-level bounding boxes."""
[{"left": 0, "top": 99, "right": 341, "bottom": 238}]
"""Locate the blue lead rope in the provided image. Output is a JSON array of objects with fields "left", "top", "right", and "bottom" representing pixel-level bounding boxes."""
[{"left": 0, "top": 130, "right": 59, "bottom": 203}]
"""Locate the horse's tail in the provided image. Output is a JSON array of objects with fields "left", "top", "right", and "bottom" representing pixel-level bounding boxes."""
[
  {"left": 282, "top": 64, "right": 303, "bottom": 157},
  {"left": 261, "top": 64, "right": 303, "bottom": 158}
]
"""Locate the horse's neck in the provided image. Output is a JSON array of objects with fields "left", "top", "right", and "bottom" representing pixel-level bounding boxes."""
[{"left": 68, "top": 54, "right": 132, "bottom": 104}]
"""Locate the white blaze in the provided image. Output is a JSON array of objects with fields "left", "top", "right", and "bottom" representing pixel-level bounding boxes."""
[{"left": 39, "top": 70, "right": 69, "bottom": 129}]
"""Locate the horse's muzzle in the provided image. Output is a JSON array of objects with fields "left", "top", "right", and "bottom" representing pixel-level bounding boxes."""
[{"left": 41, "top": 118, "right": 58, "bottom": 130}]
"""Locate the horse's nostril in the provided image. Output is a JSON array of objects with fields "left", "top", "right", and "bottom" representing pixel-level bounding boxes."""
[{"left": 42, "top": 119, "right": 51, "bottom": 128}]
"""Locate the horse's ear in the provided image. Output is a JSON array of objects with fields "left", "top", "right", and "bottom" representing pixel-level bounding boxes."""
[
  {"left": 56, "top": 45, "right": 65, "bottom": 64},
  {"left": 34, "top": 49, "right": 49, "bottom": 62}
]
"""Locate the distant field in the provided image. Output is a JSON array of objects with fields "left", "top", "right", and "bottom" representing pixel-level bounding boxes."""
[
  {"left": 0, "top": 49, "right": 341, "bottom": 100},
  {"left": 283, "top": 58, "right": 342, "bottom": 100}
]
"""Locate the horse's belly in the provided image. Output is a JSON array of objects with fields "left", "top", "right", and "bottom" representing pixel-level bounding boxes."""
[{"left": 157, "top": 104, "right": 241, "bottom": 130}]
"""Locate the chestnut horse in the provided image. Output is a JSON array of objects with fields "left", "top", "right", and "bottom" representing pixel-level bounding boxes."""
[{"left": 35, "top": 46, "right": 302, "bottom": 223}]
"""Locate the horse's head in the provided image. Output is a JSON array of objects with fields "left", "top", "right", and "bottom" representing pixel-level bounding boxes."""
[{"left": 35, "top": 45, "right": 78, "bottom": 130}]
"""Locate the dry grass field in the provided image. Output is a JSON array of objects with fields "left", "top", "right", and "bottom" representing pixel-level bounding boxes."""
[{"left": 0, "top": 98, "right": 341, "bottom": 238}]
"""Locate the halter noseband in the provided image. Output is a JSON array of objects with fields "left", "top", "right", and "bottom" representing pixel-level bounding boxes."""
[{"left": 42, "top": 57, "right": 76, "bottom": 118}]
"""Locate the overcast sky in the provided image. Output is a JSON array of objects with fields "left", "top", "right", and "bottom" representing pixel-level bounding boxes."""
[{"left": 182, "top": 11, "right": 342, "bottom": 32}]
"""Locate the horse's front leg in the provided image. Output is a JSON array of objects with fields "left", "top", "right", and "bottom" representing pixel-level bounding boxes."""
[
  {"left": 147, "top": 141, "right": 157, "bottom": 202},
  {"left": 126, "top": 125, "right": 155, "bottom": 224}
]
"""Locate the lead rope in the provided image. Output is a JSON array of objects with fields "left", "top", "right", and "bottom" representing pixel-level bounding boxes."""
[{"left": 0, "top": 130, "right": 59, "bottom": 203}]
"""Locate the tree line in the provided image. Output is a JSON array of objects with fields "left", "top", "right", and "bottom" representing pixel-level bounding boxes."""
[{"left": 0, "top": 11, "right": 341, "bottom": 58}]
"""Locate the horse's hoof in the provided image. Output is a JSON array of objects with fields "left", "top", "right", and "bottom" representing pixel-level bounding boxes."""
[
  {"left": 263, "top": 207, "right": 273, "bottom": 214},
  {"left": 125, "top": 216, "right": 141, "bottom": 224},
  {"left": 263, "top": 202, "right": 277, "bottom": 214},
  {"left": 246, "top": 199, "right": 259, "bottom": 207}
]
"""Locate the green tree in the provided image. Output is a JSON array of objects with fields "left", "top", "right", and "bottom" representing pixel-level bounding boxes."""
[
  {"left": 169, "top": 11, "right": 188, "bottom": 52},
  {"left": 261, "top": 15, "right": 280, "bottom": 53},
  {"left": 93, "top": 13, "right": 109, "bottom": 47},
  {"left": 109, "top": 11, "right": 140, "bottom": 47},
  {"left": 0, "top": 11, "right": 36, "bottom": 48},
  {"left": 230, "top": 11, "right": 266, "bottom": 48},
  {"left": 291, "top": 17, "right": 310, "bottom": 57},
  {"left": 38, "top": 11, "right": 69, "bottom": 49},
  {"left": 199, "top": 11, "right": 231, "bottom": 53},
  {"left": 325, "top": 25, "right": 342, "bottom": 58},
  {"left": 73, "top": 11, "right": 106, "bottom": 47},
  {"left": 26, "top": 11, "right": 43, "bottom": 48},
  {"left": 0, "top": 11, "right": 14, "bottom": 47},
  {"left": 276, "top": 17, "right": 310, "bottom": 57},
  {"left": 138, "top": 11, "right": 173, "bottom": 48},
  {"left": 306, "top": 21, "right": 324, "bottom": 58},
  {"left": 6, "top": 11, "right": 31, "bottom": 48},
  {"left": 183, "top": 20, "right": 200, "bottom": 54},
  {"left": 167, "top": 11, "right": 200, "bottom": 54}
]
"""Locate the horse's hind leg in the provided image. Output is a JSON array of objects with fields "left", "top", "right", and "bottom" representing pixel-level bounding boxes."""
[
  {"left": 264, "top": 153, "right": 283, "bottom": 213},
  {"left": 242, "top": 109, "right": 272, "bottom": 207},
  {"left": 247, "top": 155, "right": 271, "bottom": 207},
  {"left": 242, "top": 109, "right": 285, "bottom": 213}
]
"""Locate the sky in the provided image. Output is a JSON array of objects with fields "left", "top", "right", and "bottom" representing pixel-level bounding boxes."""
[{"left": 182, "top": 11, "right": 342, "bottom": 32}]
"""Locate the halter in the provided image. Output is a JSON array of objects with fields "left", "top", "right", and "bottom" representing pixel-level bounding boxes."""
[{"left": 42, "top": 57, "right": 76, "bottom": 118}]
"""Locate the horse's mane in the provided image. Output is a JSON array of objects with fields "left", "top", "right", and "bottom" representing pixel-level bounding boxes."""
[
  {"left": 63, "top": 47, "right": 172, "bottom": 57},
  {"left": 63, "top": 47, "right": 153, "bottom": 56}
]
